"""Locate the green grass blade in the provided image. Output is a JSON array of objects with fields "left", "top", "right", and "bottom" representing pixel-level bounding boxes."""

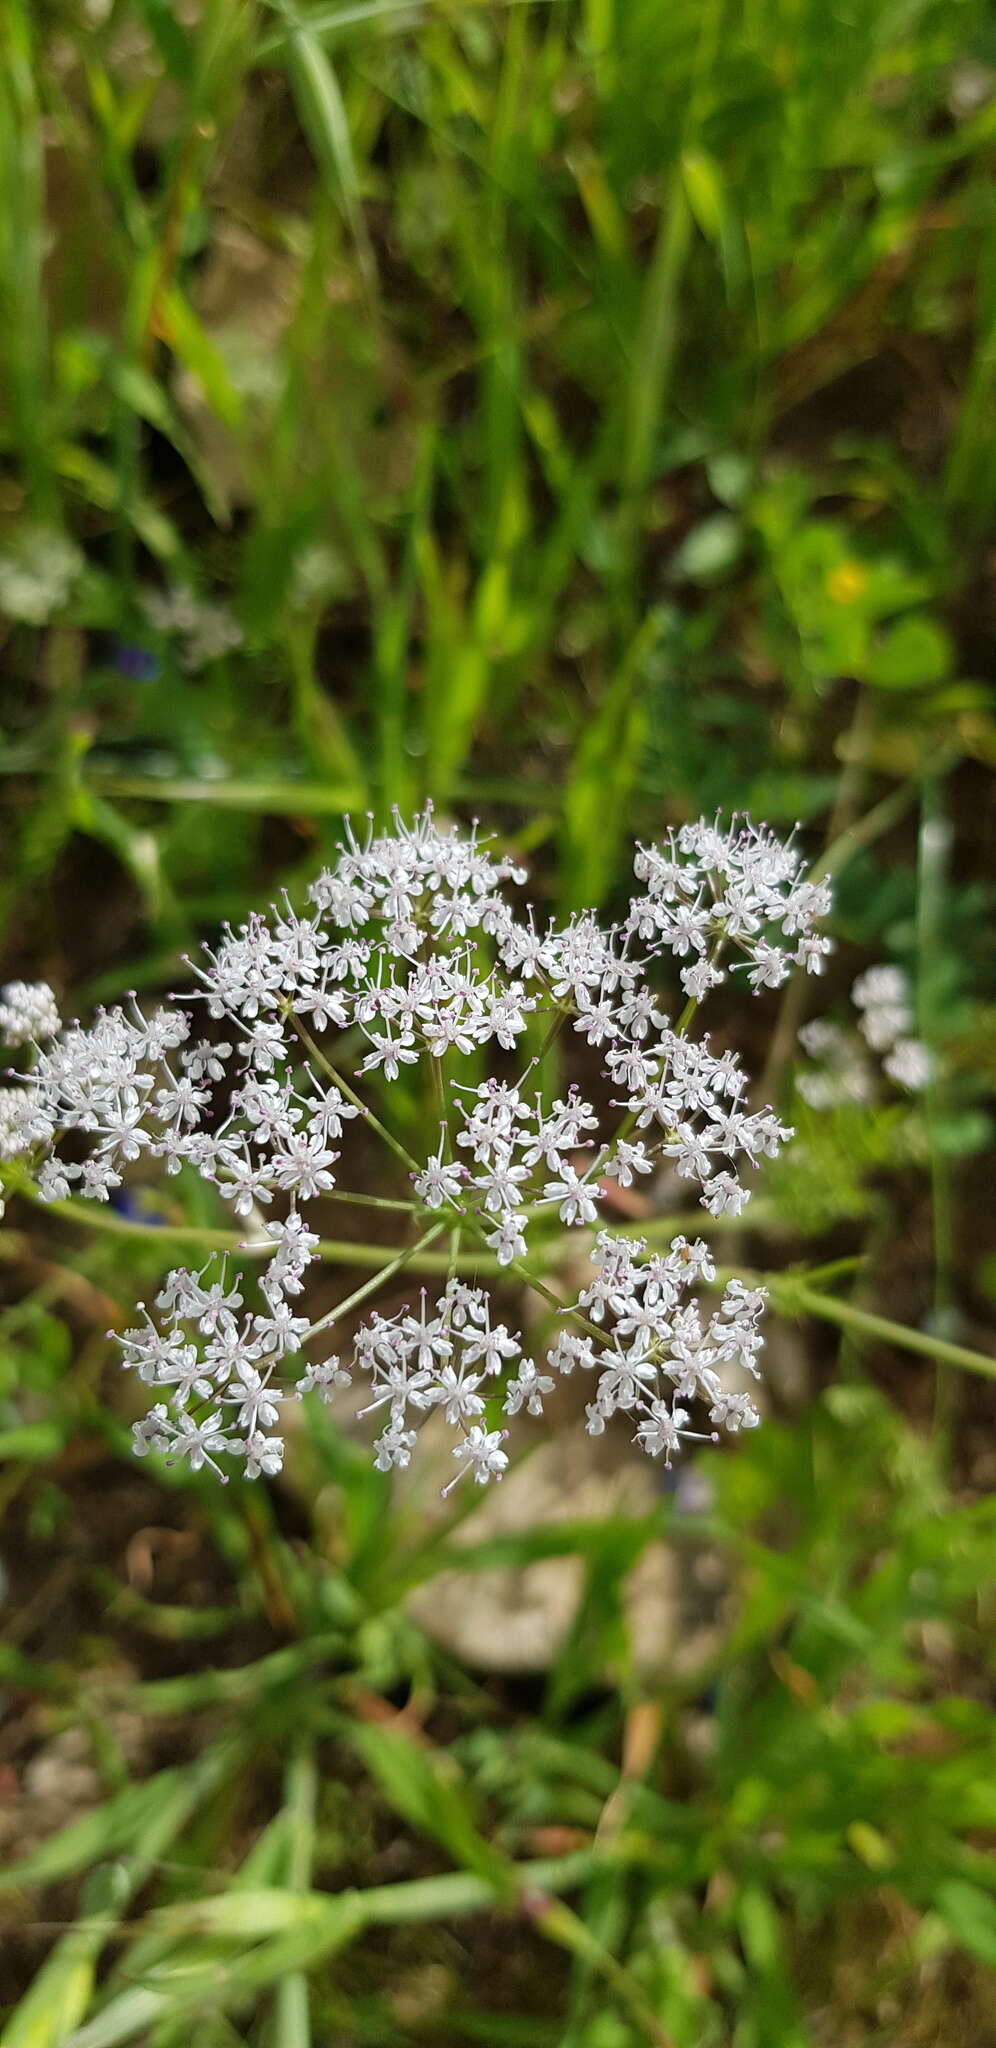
[
  {"left": 282, "top": 16, "right": 376, "bottom": 286},
  {"left": 0, "top": 0, "right": 52, "bottom": 511},
  {"left": 0, "top": 1743, "right": 235, "bottom": 2048},
  {"left": 560, "top": 610, "right": 665, "bottom": 910},
  {"left": 272, "top": 1744, "right": 318, "bottom": 2048}
]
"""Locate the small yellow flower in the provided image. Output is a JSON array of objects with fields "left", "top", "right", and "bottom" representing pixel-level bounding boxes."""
[{"left": 827, "top": 560, "right": 868, "bottom": 605}]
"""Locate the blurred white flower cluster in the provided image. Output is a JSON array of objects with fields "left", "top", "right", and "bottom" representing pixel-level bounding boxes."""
[
  {"left": 0, "top": 807, "right": 832, "bottom": 1486},
  {"left": 798, "top": 963, "right": 931, "bottom": 1109},
  {"left": 0, "top": 982, "right": 62, "bottom": 1049},
  {"left": 141, "top": 584, "right": 243, "bottom": 671},
  {"left": 0, "top": 525, "right": 82, "bottom": 625},
  {"left": 852, "top": 966, "right": 932, "bottom": 1089}
]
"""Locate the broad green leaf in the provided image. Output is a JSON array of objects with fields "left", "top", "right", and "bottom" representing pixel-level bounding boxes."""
[
  {"left": 865, "top": 615, "right": 954, "bottom": 691},
  {"left": 933, "top": 1881, "right": 996, "bottom": 1968}
]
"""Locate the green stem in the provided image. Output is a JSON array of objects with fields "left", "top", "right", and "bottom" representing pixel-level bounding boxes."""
[
  {"left": 307, "top": 1222, "right": 447, "bottom": 1337},
  {"left": 818, "top": 766, "right": 955, "bottom": 882},
  {"left": 674, "top": 989, "right": 702, "bottom": 1036},
  {"left": 786, "top": 1254, "right": 865, "bottom": 1288},
  {"left": 15, "top": 1157, "right": 994, "bottom": 1394},
  {"left": 533, "top": 998, "right": 571, "bottom": 1073},
  {"left": 353, "top": 1848, "right": 600, "bottom": 1924},
  {"left": 771, "top": 1278, "right": 996, "bottom": 1382},
  {"left": 289, "top": 1011, "right": 421, "bottom": 1174},
  {"left": 282, "top": 1743, "right": 317, "bottom": 1889},
  {"left": 916, "top": 776, "right": 960, "bottom": 1446},
  {"left": 7, "top": 1184, "right": 494, "bottom": 1276},
  {"left": 633, "top": 1203, "right": 766, "bottom": 1242},
  {"left": 508, "top": 1259, "right": 606, "bottom": 1348},
  {"left": 111, "top": 1633, "right": 346, "bottom": 1715},
  {"left": 356, "top": 1848, "right": 674, "bottom": 2042},
  {"left": 447, "top": 1219, "right": 463, "bottom": 1284}
]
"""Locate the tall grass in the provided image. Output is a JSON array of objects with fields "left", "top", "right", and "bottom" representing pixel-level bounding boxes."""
[{"left": 0, "top": 0, "right": 991, "bottom": 923}]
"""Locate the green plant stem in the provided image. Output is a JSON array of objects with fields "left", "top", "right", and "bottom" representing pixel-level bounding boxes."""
[
  {"left": 277, "top": 1844, "right": 669, "bottom": 2046},
  {"left": 789, "top": 1254, "right": 865, "bottom": 1288},
  {"left": 770, "top": 1278, "right": 996, "bottom": 1382},
  {"left": 508, "top": 1260, "right": 606, "bottom": 1348},
  {"left": 306, "top": 1222, "right": 446, "bottom": 1336},
  {"left": 7, "top": 1183, "right": 494, "bottom": 1276},
  {"left": 447, "top": 1219, "right": 463, "bottom": 1284},
  {"left": 290, "top": 1011, "right": 421, "bottom": 1174},
  {"left": 916, "top": 775, "right": 961, "bottom": 1446},
  {"left": 355, "top": 1844, "right": 604, "bottom": 1917},
  {"left": 674, "top": 987, "right": 703, "bottom": 1036},
  {"left": 534, "top": 996, "right": 571, "bottom": 1067},
  {"left": 110, "top": 1633, "right": 347, "bottom": 1716},
  {"left": 20, "top": 1103, "right": 996, "bottom": 1383},
  {"left": 18, "top": 1180, "right": 995, "bottom": 1380},
  {"left": 818, "top": 772, "right": 936, "bottom": 880}
]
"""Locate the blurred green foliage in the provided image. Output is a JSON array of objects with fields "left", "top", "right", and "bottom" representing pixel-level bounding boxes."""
[
  {"left": 1, "top": 0, "right": 994, "bottom": 936},
  {"left": 1, "top": 0, "right": 995, "bottom": 2042}
]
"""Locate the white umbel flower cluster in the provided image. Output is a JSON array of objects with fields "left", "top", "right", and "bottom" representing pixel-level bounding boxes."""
[
  {"left": 629, "top": 818, "right": 832, "bottom": 997},
  {"left": 4, "top": 807, "right": 832, "bottom": 1485},
  {"left": 553, "top": 1233, "right": 765, "bottom": 1452}
]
